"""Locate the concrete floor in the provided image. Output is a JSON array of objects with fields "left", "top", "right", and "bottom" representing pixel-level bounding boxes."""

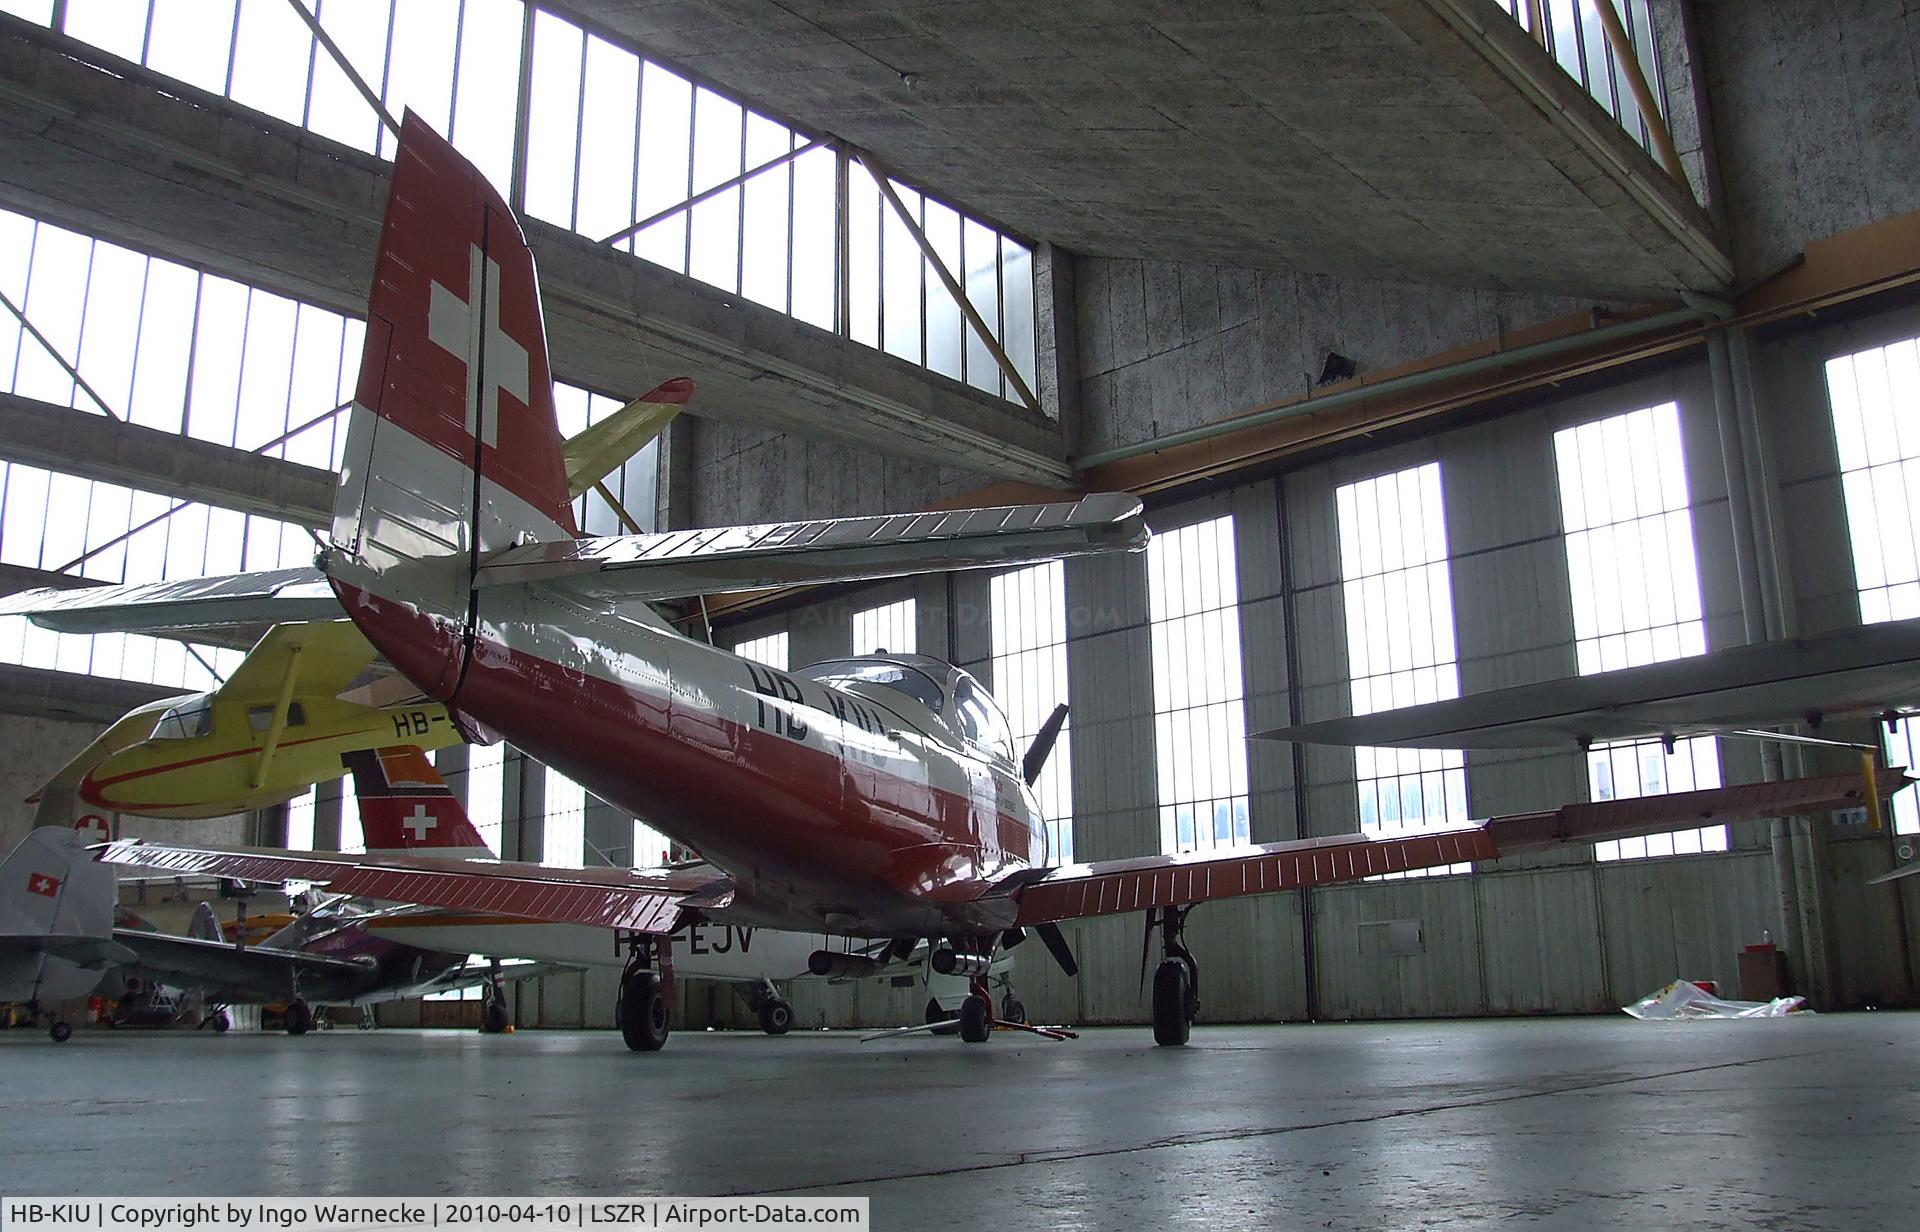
[{"left": 3, "top": 1015, "right": 1916, "bottom": 1229}]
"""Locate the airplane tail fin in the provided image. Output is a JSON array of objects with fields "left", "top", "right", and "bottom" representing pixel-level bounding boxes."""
[
  {"left": 0, "top": 828, "right": 115, "bottom": 944},
  {"left": 187, "top": 901, "right": 224, "bottom": 943},
  {"left": 345, "top": 746, "right": 496, "bottom": 858},
  {"left": 326, "top": 112, "right": 574, "bottom": 699}
]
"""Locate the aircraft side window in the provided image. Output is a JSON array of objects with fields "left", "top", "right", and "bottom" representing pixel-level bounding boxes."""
[{"left": 247, "top": 702, "right": 310, "bottom": 732}]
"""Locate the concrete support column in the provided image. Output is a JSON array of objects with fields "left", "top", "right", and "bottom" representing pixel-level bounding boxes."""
[
  {"left": 253, "top": 802, "right": 288, "bottom": 849},
  {"left": 312, "top": 777, "right": 343, "bottom": 852},
  {"left": 497, "top": 749, "right": 545, "bottom": 864},
  {"left": 434, "top": 743, "right": 471, "bottom": 809},
  {"left": 1036, "top": 242, "right": 1081, "bottom": 451},
  {"left": 583, "top": 794, "right": 627, "bottom": 867},
  {"left": 1062, "top": 549, "right": 1155, "bottom": 862},
  {"left": 657, "top": 415, "right": 698, "bottom": 533}
]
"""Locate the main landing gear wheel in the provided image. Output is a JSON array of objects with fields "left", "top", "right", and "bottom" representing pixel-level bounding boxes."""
[
  {"left": 48, "top": 1020, "right": 72, "bottom": 1043},
  {"left": 958, "top": 994, "right": 992, "bottom": 1044},
  {"left": 618, "top": 971, "right": 669, "bottom": 1052},
  {"left": 757, "top": 998, "right": 793, "bottom": 1036},
  {"left": 1146, "top": 904, "right": 1200, "bottom": 1048},
  {"left": 1152, "top": 961, "right": 1192, "bottom": 1047},
  {"left": 283, "top": 999, "right": 313, "bottom": 1036},
  {"left": 209, "top": 1011, "right": 231, "bottom": 1034},
  {"left": 999, "top": 994, "right": 1026, "bottom": 1025},
  {"left": 481, "top": 1000, "right": 510, "bottom": 1034}
]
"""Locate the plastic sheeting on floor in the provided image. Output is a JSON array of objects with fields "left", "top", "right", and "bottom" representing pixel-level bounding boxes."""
[{"left": 1623, "top": 979, "right": 1808, "bottom": 1020}]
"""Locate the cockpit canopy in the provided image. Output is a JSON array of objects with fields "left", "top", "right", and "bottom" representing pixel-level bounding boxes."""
[
  {"left": 797, "top": 654, "right": 1016, "bottom": 765},
  {"left": 149, "top": 695, "right": 214, "bottom": 741}
]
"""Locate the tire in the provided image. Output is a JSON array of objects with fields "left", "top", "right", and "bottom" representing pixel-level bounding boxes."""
[
  {"left": 618, "top": 972, "right": 670, "bottom": 1052},
  {"left": 49, "top": 1021, "right": 72, "bottom": 1043},
  {"left": 958, "top": 993, "right": 991, "bottom": 1044},
  {"left": 481, "top": 1001, "right": 510, "bottom": 1035},
  {"left": 925, "top": 997, "right": 959, "bottom": 1036},
  {"left": 211, "top": 1013, "right": 231, "bottom": 1034},
  {"left": 757, "top": 998, "right": 793, "bottom": 1036},
  {"left": 1152, "top": 961, "right": 1191, "bottom": 1047},
  {"left": 284, "top": 999, "right": 313, "bottom": 1037},
  {"left": 1000, "top": 995, "right": 1026, "bottom": 1025}
]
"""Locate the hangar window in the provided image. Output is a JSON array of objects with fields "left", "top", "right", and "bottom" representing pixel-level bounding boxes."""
[
  {"left": 23, "top": 3, "right": 1039, "bottom": 407},
  {"left": 1823, "top": 335, "right": 1920, "bottom": 834},
  {"left": 284, "top": 784, "right": 316, "bottom": 851},
  {"left": 339, "top": 784, "right": 363, "bottom": 854},
  {"left": 1553, "top": 403, "right": 1726, "bottom": 860},
  {"left": 1493, "top": 1, "right": 1670, "bottom": 163},
  {"left": 991, "top": 560, "right": 1075, "bottom": 863},
  {"left": 732, "top": 631, "right": 790, "bottom": 672},
  {"left": 0, "top": 204, "right": 652, "bottom": 689},
  {"left": 553, "top": 383, "right": 660, "bottom": 535},
  {"left": 543, "top": 765, "right": 587, "bottom": 868},
  {"left": 632, "top": 817, "right": 670, "bottom": 869},
  {"left": 462, "top": 743, "right": 506, "bottom": 854},
  {"left": 1147, "top": 515, "right": 1249, "bottom": 855},
  {"left": 1335, "top": 462, "right": 1472, "bottom": 877},
  {"left": 853, "top": 598, "right": 917, "bottom": 657}
]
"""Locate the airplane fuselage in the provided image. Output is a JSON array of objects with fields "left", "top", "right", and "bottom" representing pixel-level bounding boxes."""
[{"left": 332, "top": 571, "right": 1047, "bottom": 940}]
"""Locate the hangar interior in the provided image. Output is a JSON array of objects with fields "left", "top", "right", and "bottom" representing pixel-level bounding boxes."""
[{"left": 1, "top": 0, "right": 1918, "bottom": 1047}]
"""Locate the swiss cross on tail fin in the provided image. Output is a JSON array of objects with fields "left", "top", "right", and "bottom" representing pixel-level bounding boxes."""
[
  {"left": 343, "top": 746, "right": 494, "bottom": 856},
  {"left": 26, "top": 872, "right": 61, "bottom": 899}
]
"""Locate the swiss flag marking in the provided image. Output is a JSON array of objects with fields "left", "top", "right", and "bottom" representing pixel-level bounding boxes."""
[
  {"left": 428, "top": 243, "right": 530, "bottom": 449},
  {"left": 26, "top": 872, "right": 60, "bottom": 899},
  {"left": 403, "top": 803, "right": 440, "bottom": 843},
  {"left": 73, "top": 814, "right": 110, "bottom": 845}
]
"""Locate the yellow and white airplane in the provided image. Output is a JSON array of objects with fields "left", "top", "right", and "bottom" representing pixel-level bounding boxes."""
[{"left": 29, "top": 381, "right": 690, "bottom": 828}]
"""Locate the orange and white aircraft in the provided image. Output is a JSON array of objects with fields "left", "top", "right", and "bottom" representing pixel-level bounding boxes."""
[{"left": 13, "top": 116, "right": 1901, "bottom": 1050}]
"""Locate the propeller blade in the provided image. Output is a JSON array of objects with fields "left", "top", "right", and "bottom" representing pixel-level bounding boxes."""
[
  {"left": 1022, "top": 704, "right": 1069, "bottom": 786},
  {"left": 1035, "top": 921, "right": 1078, "bottom": 977}
]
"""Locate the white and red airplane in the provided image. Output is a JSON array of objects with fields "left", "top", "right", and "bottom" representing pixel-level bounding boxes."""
[{"left": 16, "top": 115, "right": 1902, "bottom": 1050}]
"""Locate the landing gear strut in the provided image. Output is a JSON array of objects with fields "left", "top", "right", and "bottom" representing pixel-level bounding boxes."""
[
  {"left": 615, "top": 933, "right": 672, "bottom": 1052},
  {"left": 743, "top": 979, "right": 793, "bottom": 1036},
  {"left": 479, "top": 961, "right": 510, "bottom": 1034},
  {"left": 1145, "top": 905, "right": 1199, "bottom": 1047}
]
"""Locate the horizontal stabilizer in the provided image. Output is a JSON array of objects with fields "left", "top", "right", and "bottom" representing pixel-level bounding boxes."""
[
  {"left": 475, "top": 493, "right": 1147, "bottom": 600},
  {"left": 1256, "top": 618, "right": 1920, "bottom": 750},
  {"left": 0, "top": 567, "right": 337, "bottom": 641},
  {"left": 563, "top": 378, "right": 689, "bottom": 498}
]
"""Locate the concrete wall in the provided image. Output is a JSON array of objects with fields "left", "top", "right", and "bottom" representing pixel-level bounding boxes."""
[
  {"left": 1074, "top": 261, "right": 1599, "bottom": 454},
  {"left": 1698, "top": 0, "right": 1920, "bottom": 282},
  {"left": 688, "top": 419, "right": 988, "bottom": 526}
]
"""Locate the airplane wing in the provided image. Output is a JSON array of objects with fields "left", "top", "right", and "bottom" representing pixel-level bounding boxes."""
[
  {"left": 1010, "top": 771, "right": 1903, "bottom": 924},
  {"left": 216, "top": 620, "right": 380, "bottom": 703},
  {"left": 93, "top": 843, "right": 724, "bottom": 934},
  {"left": 5, "top": 934, "right": 139, "bottom": 968},
  {"left": 563, "top": 379, "right": 688, "bottom": 498},
  {"left": 1254, "top": 618, "right": 1920, "bottom": 750},
  {"left": 405, "top": 958, "right": 581, "bottom": 999},
  {"left": 111, "top": 930, "right": 375, "bottom": 1002},
  {"left": 0, "top": 566, "right": 339, "bottom": 644},
  {"left": 473, "top": 493, "right": 1148, "bottom": 600}
]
